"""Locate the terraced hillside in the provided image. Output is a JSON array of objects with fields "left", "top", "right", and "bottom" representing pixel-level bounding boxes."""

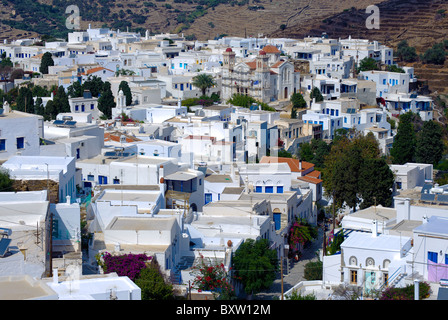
[
  {"left": 272, "top": 0, "right": 448, "bottom": 95},
  {"left": 0, "top": 0, "right": 384, "bottom": 42}
]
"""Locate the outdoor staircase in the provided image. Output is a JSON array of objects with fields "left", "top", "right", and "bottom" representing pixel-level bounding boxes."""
[{"left": 170, "top": 256, "right": 195, "bottom": 285}]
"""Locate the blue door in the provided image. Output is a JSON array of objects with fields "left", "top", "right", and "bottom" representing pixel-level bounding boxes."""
[
  {"left": 205, "top": 193, "right": 212, "bottom": 205},
  {"left": 99, "top": 175, "right": 108, "bottom": 184},
  {"left": 273, "top": 213, "right": 281, "bottom": 230}
]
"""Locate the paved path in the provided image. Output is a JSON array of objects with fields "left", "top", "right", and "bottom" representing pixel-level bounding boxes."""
[{"left": 255, "top": 227, "right": 324, "bottom": 300}]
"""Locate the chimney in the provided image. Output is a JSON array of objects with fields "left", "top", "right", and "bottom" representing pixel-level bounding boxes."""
[
  {"left": 371, "top": 219, "right": 378, "bottom": 237},
  {"left": 53, "top": 268, "right": 59, "bottom": 284}
]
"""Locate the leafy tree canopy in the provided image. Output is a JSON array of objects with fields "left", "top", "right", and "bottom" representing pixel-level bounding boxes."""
[{"left": 232, "top": 238, "right": 278, "bottom": 295}]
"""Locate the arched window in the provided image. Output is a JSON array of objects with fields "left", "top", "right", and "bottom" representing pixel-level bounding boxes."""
[
  {"left": 366, "top": 257, "right": 375, "bottom": 267},
  {"left": 349, "top": 256, "right": 357, "bottom": 266}
]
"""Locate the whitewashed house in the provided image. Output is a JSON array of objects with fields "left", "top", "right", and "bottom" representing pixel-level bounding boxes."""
[
  {"left": 2, "top": 156, "right": 77, "bottom": 204},
  {"left": 0, "top": 104, "right": 43, "bottom": 160}
]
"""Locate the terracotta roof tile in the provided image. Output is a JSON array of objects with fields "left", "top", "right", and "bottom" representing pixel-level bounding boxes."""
[
  {"left": 306, "top": 170, "right": 321, "bottom": 178},
  {"left": 262, "top": 45, "right": 280, "bottom": 54},
  {"left": 84, "top": 67, "right": 113, "bottom": 75},
  {"left": 246, "top": 61, "right": 257, "bottom": 70},
  {"left": 297, "top": 176, "right": 323, "bottom": 184},
  {"left": 299, "top": 175, "right": 323, "bottom": 184},
  {"left": 259, "top": 156, "right": 314, "bottom": 172},
  {"left": 271, "top": 60, "right": 286, "bottom": 68}
]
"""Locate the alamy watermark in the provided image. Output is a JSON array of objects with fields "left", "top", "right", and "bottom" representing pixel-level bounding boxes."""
[
  {"left": 366, "top": 5, "right": 380, "bottom": 30},
  {"left": 66, "top": 5, "right": 81, "bottom": 30}
]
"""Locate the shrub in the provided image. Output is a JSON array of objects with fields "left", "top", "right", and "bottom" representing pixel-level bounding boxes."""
[
  {"left": 99, "top": 252, "right": 152, "bottom": 281},
  {"left": 379, "top": 282, "right": 431, "bottom": 300}
]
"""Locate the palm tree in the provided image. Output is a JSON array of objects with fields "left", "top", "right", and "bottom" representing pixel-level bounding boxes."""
[{"left": 192, "top": 73, "right": 215, "bottom": 96}]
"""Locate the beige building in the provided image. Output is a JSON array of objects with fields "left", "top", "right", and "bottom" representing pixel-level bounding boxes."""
[{"left": 221, "top": 45, "right": 300, "bottom": 104}]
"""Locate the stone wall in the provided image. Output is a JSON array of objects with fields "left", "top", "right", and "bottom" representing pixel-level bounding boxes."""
[{"left": 12, "top": 179, "right": 60, "bottom": 203}]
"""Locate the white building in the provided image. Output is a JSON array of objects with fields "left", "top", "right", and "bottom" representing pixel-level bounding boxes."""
[
  {"left": 360, "top": 70, "right": 411, "bottom": 98},
  {"left": 339, "top": 226, "right": 412, "bottom": 294},
  {"left": 0, "top": 190, "right": 50, "bottom": 279},
  {"left": 413, "top": 216, "right": 448, "bottom": 283},
  {"left": 0, "top": 104, "right": 43, "bottom": 160},
  {"left": 2, "top": 156, "right": 77, "bottom": 203},
  {"left": 390, "top": 163, "right": 433, "bottom": 191}
]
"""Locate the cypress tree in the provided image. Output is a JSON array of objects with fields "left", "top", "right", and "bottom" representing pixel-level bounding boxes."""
[
  {"left": 390, "top": 112, "right": 416, "bottom": 164},
  {"left": 98, "top": 82, "right": 115, "bottom": 119},
  {"left": 40, "top": 52, "right": 54, "bottom": 74},
  {"left": 118, "top": 81, "right": 133, "bottom": 106},
  {"left": 415, "top": 120, "right": 445, "bottom": 165}
]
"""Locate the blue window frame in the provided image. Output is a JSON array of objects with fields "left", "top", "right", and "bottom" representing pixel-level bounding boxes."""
[
  {"left": 255, "top": 186, "right": 262, "bottom": 193},
  {"left": 16, "top": 137, "right": 24, "bottom": 149},
  {"left": 277, "top": 186, "right": 283, "bottom": 194},
  {"left": 87, "top": 175, "right": 94, "bottom": 181},
  {"left": 98, "top": 175, "right": 108, "bottom": 184},
  {"left": 205, "top": 193, "right": 212, "bottom": 205},
  {"left": 265, "top": 186, "right": 273, "bottom": 193},
  {"left": 428, "top": 251, "right": 438, "bottom": 263},
  {"left": 0, "top": 139, "right": 5, "bottom": 151}
]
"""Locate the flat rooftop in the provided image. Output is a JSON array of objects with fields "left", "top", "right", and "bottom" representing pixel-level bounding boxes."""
[
  {"left": 0, "top": 275, "right": 57, "bottom": 300},
  {"left": 106, "top": 216, "right": 176, "bottom": 231}
]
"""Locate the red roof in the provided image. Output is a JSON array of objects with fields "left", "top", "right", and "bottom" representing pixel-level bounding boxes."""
[
  {"left": 83, "top": 67, "right": 113, "bottom": 75},
  {"left": 262, "top": 45, "right": 280, "bottom": 54},
  {"left": 259, "top": 50, "right": 266, "bottom": 55},
  {"left": 271, "top": 60, "right": 286, "bottom": 68},
  {"left": 104, "top": 132, "right": 141, "bottom": 143},
  {"left": 246, "top": 61, "right": 257, "bottom": 70},
  {"left": 225, "top": 47, "right": 233, "bottom": 52},
  {"left": 259, "top": 156, "right": 314, "bottom": 172},
  {"left": 297, "top": 175, "right": 323, "bottom": 184}
]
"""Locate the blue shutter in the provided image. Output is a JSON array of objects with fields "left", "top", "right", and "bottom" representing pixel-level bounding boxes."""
[{"left": 428, "top": 251, "right": 438, "bottom": 263}]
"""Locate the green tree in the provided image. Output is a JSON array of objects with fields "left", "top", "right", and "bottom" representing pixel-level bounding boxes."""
[
  {"left": 232, "top": 238, "right": 278, "bottom": 295},
  {"left": 303, "top": 260, "right": 323, "bottom": 281},
  {"left": 357, "top": 57, "right": 379, "bottom": 72},
  {"left": 118, "top": 80, "right": 133, "bottom": 106},
  {"left": 310, "top": 87, "right": 323, "bottom": 102},
  {"left": 421, "top": 42, "right": 446, "bottom": 65},
  {"left": 323, "top": 132, "right": 394, "bottom": 212},
  {"left": 359, "top": 158, "right": 395, "bottom": 209},
  {"left": 67, "top": 81, "right": 83, "bottom": 98},
  {"left": 0, "top": 168, "right": 14, "bottom": 192},
  {"left": 192, "top": 73, "right": 215, "bottom": 96},
  {"left": 44, "top": 99, "right": 58, "bottom": 120},
  {"left": 97, "top": 81, "right": 116, "bottom": 119},
  {"left": 134, "top": 260, "right": 174, "bottom": 300},
  {"left": 39, "top": 52, "right": 54, "bottom": 74},
  {"left": 396, "top": 40, "right": 418, "bottom": 62},
  {"left": 298, "top": 142, "right": 314, "bottom": 162},
  {"left": 53, "top": 86, "right": 70, "bottom": 114},
  {"left": 290, "top": 92, "right": 307, "bottom": 109},
  {"left": 16, "top": 86, "right": 34, "bottom": 114},
  {"left": 390, "top": 112, "right": 416, "bottom": 164},
  {"left": 298, "top": 139, "right": 330, "bottom": 169},
  {"left": 386, "top": 65, "right": 405, "bottom": 73},
  {"left": 83, "top": 75, "right": 105, "bottom": 97},
  {"left": 34, "top": 97, "right": 45, "bottom": 116},
  {"left": 415, "top": 120, "right": 445, "bottom": 165}
]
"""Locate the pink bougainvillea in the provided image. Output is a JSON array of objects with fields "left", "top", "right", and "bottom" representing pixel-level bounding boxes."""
[{"left": 101, "top": 252, "right": 152, "bottom": 281}]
